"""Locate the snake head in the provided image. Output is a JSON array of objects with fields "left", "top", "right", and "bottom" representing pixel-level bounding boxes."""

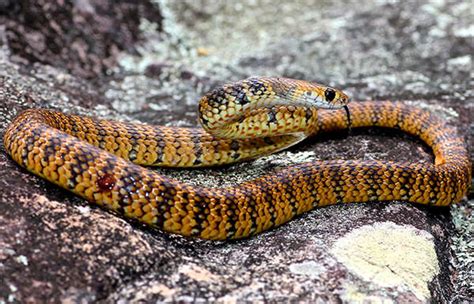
[{"left": 304, "top": 86, "right": 350, "bottom": 109}]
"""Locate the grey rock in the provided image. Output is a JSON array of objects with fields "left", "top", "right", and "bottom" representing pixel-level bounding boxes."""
[{"left": 0, "top": 0, "right": 472, "bottom": 302}]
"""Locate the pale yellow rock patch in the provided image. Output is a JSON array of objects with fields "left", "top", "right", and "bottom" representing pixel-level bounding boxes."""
[
  {"left": 179, "top": 264, "right": 220, "bottom": 282},
  {"left": 331, "top": 221, "right": 439, "bottom": 301}
]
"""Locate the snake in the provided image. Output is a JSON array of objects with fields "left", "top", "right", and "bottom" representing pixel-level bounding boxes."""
[{"left": 3, "top": 77, "right": 471, "bottom": 240}]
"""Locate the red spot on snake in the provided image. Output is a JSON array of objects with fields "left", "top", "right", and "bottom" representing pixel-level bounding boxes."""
[{"left": 97, "top": 174, "right": 116, "bottom": 192}]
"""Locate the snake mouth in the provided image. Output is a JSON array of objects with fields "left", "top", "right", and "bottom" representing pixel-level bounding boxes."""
[{"left": 344, "top": 105, "right": 352, "bottom": 133}]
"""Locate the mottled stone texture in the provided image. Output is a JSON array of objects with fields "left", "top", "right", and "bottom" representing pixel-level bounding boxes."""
[
  {"left": 1, "top": 0, "right": 162, "bottom": 78},
  {"left": 0, "top": 0, "right": 472, "bottom": 303}
]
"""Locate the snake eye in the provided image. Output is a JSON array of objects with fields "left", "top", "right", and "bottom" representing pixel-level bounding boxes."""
[{"left": 324, "top": 88, "right": 336, "bottom": 102}]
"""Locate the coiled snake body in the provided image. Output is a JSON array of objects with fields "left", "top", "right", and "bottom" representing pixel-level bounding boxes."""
[{"left": 4, "top": 77, "right": 471, "bottom": 240}]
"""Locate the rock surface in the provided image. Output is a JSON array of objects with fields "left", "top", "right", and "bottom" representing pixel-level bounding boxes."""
[{"left": 0, "top": 0, "right": 472, "bottom": 302}]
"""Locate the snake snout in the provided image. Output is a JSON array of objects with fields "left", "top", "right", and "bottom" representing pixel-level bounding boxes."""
[
  {"left": 317, "top": 86, "right": 350, "bottom": 110},
  {"left": 334, "top": 92, "right": 350, "bottom": 107}
]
